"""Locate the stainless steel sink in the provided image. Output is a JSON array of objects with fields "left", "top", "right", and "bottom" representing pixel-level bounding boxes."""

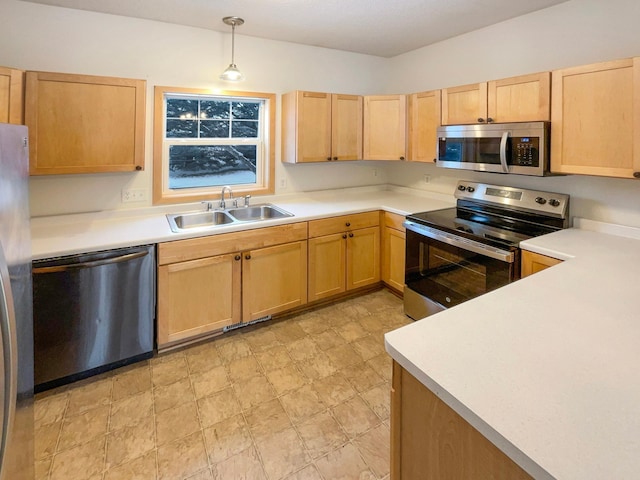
[
  {"left": 167, "top": 210, "right": 234, "bottom": 232},
  {"left": 227, "top": 204, "right": 294, "bottom": 222}
]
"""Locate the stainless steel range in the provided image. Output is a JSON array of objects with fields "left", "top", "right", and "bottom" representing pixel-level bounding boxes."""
[{"left": 404, "top": 181, "right": 570, "bottom": 320}]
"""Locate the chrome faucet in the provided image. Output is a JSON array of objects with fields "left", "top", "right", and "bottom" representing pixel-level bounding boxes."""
[{"left": 219, "top": 185, "right": 233, "bottom": 209}]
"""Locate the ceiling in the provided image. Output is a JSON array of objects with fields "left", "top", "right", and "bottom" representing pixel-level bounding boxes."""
[{"left": 22, "top": 0, "right": 569, "bottom": 57}]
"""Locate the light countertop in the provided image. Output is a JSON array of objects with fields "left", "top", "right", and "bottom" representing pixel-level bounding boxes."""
[
  {"left": 385, "top": 217, "right": 640, "bottom": 479},
  {"left": 31, "top": 186, "right": 455, "bottom": 260}
]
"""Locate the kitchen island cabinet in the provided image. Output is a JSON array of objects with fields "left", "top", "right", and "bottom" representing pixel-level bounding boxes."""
[
  {"left": 391, "top": 361, "right": 532, "bottom": 480},
  {"left": 363, "top": 95, "right": 407, "bottom": 160},
  {"left": 308, "top": 211, "right": 380, "bottom": 301},
  {"left": 0, "top": 66, "right": 24, "bottom": 124},
  {"left": 551, "top": 57, "right": 640, "bottom": 179},
  {"left": 381, "top": 211, "right": 405, "bottom": 294},
  {"left": 520, "top": 249, "right": 562, "bottom": 277},
  {"left": 157, "top": 222, "right": 308, "bottom": 349}
]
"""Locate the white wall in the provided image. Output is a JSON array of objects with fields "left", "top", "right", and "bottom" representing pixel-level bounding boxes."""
[
  {"left": 0, "top": 0, "right": 388, "bottom": 216},
  {"left": 382, "top": 0, "right": 640, "bottom": 228}
]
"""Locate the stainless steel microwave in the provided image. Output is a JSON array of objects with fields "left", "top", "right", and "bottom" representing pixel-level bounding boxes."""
[{"left": 436, "top": 121, "right": 550, "bottom": 176}]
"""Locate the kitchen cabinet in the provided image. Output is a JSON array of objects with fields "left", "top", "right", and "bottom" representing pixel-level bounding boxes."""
[
  {"left": 0, "top": 66, "right": 24, "bottom": 125},
  {"left": 551, "top": 57, "right": 640, "bottom": 179},
  {"left": 382, "top": 212, "right": 406, "bottom": 293},
  {"left": 281, "top": 90, "right": 362, "bottom": 163},
  {"left": 308, "top": 211, "right": 380, "bottom": 301},
  {"left": 25, "top": 71, "right": 145, "bottom": 175},
  {"left": 441, "top": 72, "right": 550, "bottom": 125},
  {"left": 157, "top": 222, "right": 308, "bottom": 349},
  {"left": 363, "top": 95, "right": 407, "bottom": 160},
  {"left": 391, "top": 361, "right": 532, "bottom": 480},
  {"left": 521, "top": 250, "right": 562, "bottom": 277},
  {"left": 408, "top": 89, "right": 440, "bottom": 163}
]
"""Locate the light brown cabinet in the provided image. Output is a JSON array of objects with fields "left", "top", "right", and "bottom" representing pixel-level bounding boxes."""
[
  {"left": 382, "top": 212, "right": 406, "bottom": 293},
  {"left": 363, "top": 95, "right": 407, "bottom": 160},
  {"left": 281, "top": 90, "right": 362, "bottom": 163},
  {"left": 157, "top": 223, "right": 308, "bottom": 349},
  {"left": 0, "top": 66, "right": 24, "bottom": 125},
  {"left": 308, "top": 212, "right": 380, "bottom": 302},
  {"left": 391, "top": 361, "right": 532, "bottom": 480},
  {"left": 442, "top": 72, "right": 550, "bottom": 125},
  {"left": 521, "top": 250, "right": 562, "bottom": 278},
  {"left": 408, "top": 90, "right": 440, "bottom": 163},
  {"left": 551, "top": 58, "right": 640, "bottom": 179},
  {"left": 25, "top": 71, "right": 145, "bottom": 175}
]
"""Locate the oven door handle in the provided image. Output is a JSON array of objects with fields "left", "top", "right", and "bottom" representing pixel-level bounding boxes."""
[
  {"left": 404, "top": 221, "right": 515, "bottom": 263},
  {"left": 499, "top": 130, "right": 510, "bottom": 173}
]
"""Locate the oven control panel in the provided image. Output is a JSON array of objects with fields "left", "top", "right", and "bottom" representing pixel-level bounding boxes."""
[{"left": 455, "top": 181, "right": 569, "bottom": 220}]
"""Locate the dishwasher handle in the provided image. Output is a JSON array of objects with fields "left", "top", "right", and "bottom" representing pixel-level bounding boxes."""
[{"left": 33, "top": 250, "right": 149, "bottom": 274}]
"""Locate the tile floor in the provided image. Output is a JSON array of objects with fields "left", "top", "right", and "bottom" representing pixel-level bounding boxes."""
[{"left": 34, "top": 289, "right": 411, "bottom": 480}]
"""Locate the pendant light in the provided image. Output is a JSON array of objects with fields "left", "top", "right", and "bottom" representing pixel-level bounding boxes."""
[{"left": 220, "top": 16, "right": 245, "bottom": 82}]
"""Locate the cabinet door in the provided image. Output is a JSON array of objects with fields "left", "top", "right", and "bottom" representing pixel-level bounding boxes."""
[
  {"left": 347, "top": 226, "right": 380, "bottom": 290},
  {"left": 157, "top": 253, "right": 241, "bottom": 348},
  {"left": 521, "top": 250, "right": 562, "bottom": 278},
  {"left": 242, "top": 241, "right": 308, "bottom": 321},
  {"left": 408, "top": 90, "right": 440, "bottom": 163},
  {"left": 331, "top": 93, "right": 363, "bottom": 161},
  {"left": 283, "top": 91, "right": 332, "bottom": 163},
  {"left": 441, "top": 82, "right": 488, "bottom": 125},
  {"left": 0, "top": 66, "right": 24, "bottom": 125},
  {"left": 487, "top": 72, "right": 550, "bottom": 123},
  {"left": 551, "top": 58, "right": 640, "bottom": 178},
  {"left": 363, "top": 95, "right": 407, "bottom": 160},
  {"left": 25, "top": 71, "right": 146, "bottom": 175},
  {"left": 382, "top": 226, "right": 406, "bottom": 293},
  {"left": 308, "top": 233, "right": 347, "bottom": 302}
]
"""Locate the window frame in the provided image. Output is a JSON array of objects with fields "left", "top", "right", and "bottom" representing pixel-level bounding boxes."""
[{"left": 153, "top": 86, "right": 275, "bottom": 205}]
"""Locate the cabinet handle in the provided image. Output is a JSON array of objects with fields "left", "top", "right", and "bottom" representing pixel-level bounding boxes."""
[
  {"left": 487, "top": 117, "right": 494, "bottom": 123},
  {"left": 326, "top": 157, "right": 332, "bottom": 161},
  {"left": 135, "top": 165, "right": 142, "bottom": 171},
  {"left": 234, "top": 255, "right": 241, "bottom": 261},
  {"left": 433, "top": 158, "right": 437, "bottom": 163},
  {"left": 333, "top": 156, "right": 338, "bottom": 161},
  {"left": 342, "top": 234, "right": 347, "bottom": 239},
  {"left": 245, "top": 254, "right": 251, "bottom": 260},
  {"left": 349, "top": 233, "right": 354, "bottom": 238},
  {"left": 634, "top": 172, "right": 640, "bottom": 178},
  {"left": 399, "top": 156, "right": 405, "bottom": 161},
  {"left": 345, "top": 222, "right": 351, "bottom": 227},
  {"left": 477, "top": 118, "right": 485, "bottom": 123}
]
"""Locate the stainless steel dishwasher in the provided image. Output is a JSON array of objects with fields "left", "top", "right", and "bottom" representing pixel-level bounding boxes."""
[{"left": 32, "top": 244, "right": 155, "bottom": 391}]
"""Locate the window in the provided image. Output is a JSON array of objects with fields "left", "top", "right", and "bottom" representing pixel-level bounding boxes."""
[{"left": 153, "top": 86, "right": 275, "bottom": 204}]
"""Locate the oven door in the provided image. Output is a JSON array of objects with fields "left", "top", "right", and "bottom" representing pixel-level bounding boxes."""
[{"left": 404, "top": 221, "right": 518, "bottom": 320}]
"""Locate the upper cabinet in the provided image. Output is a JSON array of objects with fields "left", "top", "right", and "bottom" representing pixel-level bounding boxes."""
[
  {"left": 551, "top": 58, "right": 640, "bottom": 179},
  {"left": 442, "top": 72, "right": 550, "bottom": 125},
  {"left": 0, "top": 66, "right": 24, "bottom": 125},
  {"left": 282, "top": 90, "right": 362, "bottom": 163},
  {"left": 408, "top": 89, "right": 440, "bottom": 163},
  {"left": 363, "top": 94, "right": 407, "bottom": 160},
  {"left": 25, "top": 71, "right": 146, "bottom": 175}
]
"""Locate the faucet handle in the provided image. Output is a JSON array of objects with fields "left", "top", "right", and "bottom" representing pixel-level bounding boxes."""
[
  {"left": 201, "top": 201, "right": 214, "bottom": 211},
  {"left": 244, "top": 195, "right": 251, "bottom": 207}
]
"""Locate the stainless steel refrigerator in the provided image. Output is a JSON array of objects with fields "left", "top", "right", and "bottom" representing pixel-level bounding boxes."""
[{"left": 0, "top": 123, "right": 34, "bottom": 480}]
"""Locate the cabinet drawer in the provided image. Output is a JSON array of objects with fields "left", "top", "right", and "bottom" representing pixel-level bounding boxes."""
[
  {"left": 384, "top": 211, "right": 406, "bottom": 231},
  {"left": 308, "top": 211, "right": 380, "bottom": 238},
  {"left": 158, "top": 222, "right": 308, "bottom": 265}
]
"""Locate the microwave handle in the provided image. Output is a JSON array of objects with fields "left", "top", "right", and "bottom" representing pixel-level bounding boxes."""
[{"left": 499, "top": 131, "right": 510, "bottom": 173}]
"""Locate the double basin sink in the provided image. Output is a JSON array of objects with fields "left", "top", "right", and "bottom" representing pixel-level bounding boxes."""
[{"left": 167, "top": 204, "right": 294, "bottom": 233}]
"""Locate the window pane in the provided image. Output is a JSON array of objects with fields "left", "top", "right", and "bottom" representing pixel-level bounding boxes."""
[
  {"left": 232, "top": 102, "right": 260, "bottom": 120},
  {"left": 166, "top": 119, "right": 197, "bottom": 138},
  {"left": 232, "top": 121, "right": 258, "bottom": 138},
  {"left": 166, "top": 99, "right": 197, "bottom": 118},
  {"left": 201, "top": 100, "right": 230, "bottom": 119},
  {"left": 200, "top": 120, "right": 230, "bottom": 138},
  {"left": 168, "top": 145, "right": 257, "bottom": 189}
]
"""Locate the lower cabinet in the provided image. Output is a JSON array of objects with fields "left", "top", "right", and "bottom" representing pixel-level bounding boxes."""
[
  {"left": 521, "top": 250, "right": 562, "bottom": 277},
  {"left": 391, "top": 361, "right": 532, "bottom": 480},
  {"left": 308, "top": 212, "right": 380, "bottom": 302},
  {"left": 157, "top": 223, "right": 308, "bottom": 349},
  {"left": 382, "top": 212, "right": 406, "bottom": 293}
]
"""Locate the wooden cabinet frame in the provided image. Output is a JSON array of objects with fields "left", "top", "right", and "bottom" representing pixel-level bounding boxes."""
[{"left": 0, "top": 66, "right": 24, "bottom": 125}]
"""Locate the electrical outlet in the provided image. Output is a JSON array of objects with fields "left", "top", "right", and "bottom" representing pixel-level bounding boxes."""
[
  {"left": 122, "top": 188, "right": 147, "bottom": 203},
  {"left": 423, "top": 174, "right": 431, "bottom": 184},
  {"left": 373, "top": 169, "right": 378, "bottom": 177},
  {"left": 279, "top": 178, "right": 287, "bottom": 189}
]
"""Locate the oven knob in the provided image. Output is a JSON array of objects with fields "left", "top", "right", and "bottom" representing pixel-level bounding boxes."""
[
  {"left": 467, "top": 186, "right": 475, "bottom": 193},
  {"left": 535, "top": 197, "right": 547, "bottom": 205},
  {"left": 457, "top": 185, "right": 467, "bottom": 191},
  {"left": 548, "top": 198, "right": 560, "bottom": 207}
]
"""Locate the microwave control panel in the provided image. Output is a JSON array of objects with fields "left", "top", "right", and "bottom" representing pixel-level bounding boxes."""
[{"left": 512, "top": 137, "right": 539, "bottom": 167}]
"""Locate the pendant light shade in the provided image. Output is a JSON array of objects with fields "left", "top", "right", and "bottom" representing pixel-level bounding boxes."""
[{"left": 220, "top": 16, "right": 245, "bottom": 82}]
